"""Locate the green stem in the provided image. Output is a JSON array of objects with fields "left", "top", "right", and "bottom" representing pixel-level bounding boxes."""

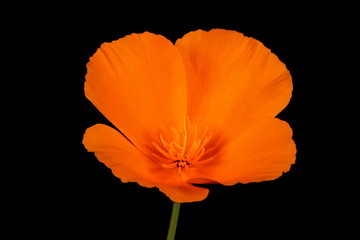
[{"left": 167, "top": 202, "right": 181, "bottom": 240}]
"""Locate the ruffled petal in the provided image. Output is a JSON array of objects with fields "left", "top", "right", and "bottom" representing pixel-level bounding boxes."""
[
  {"left": 187, "top": 118, "right": 296, "bottom": 185},
  {"left": 83, "top": 124, "right": 164, "bottom": 187},
  {"left": 175, "top": 29, "right": 292, "bottom": 139},
  {"left": 85, "top": 32, "right": 187, "bottom": 152},
  {"left": 83, "top": 124, "right": 208, "bottom": 202}
]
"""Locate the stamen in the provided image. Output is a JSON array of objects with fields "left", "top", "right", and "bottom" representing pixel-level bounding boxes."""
[
  {"left": 173, "top": 141, "right": 184, "bottom": 152},
  {"left": 168, "top": 143, "right": 178, "bottom": 160},
  {"left": 152, "top": 153, "right": 170, "bottom": 164},
  {"left": 159, "top": 134, "right": 170, "bottom": 149},
  {"left": 171, "top": 127, "right": 180, "bottom": 144},
  {"left": 162, "top": 162, "right": 178, "bottom": 168},
  {"left": 151, "top": 117, "right": 215, "bottom": 174},
  {"left": 182, "top": 116, "right": 187, "bottom": 155},
  {"left": 192, "top": 147, "right": 206, "bottom": 162},
  {"left": 152, "top": 141, "right": 171, "bottom": 159}
]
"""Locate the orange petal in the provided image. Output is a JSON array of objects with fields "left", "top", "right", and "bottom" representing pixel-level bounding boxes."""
[
  {"left": 85, "top": 32, "right": 187, "bottom": 152},
  {"left": 83, "top": 124, "right": 163, "bottom": 187},
  {"left": 158, "top": 184, "right": 209, "bottom": 203},
  {"left": 83, "top": 124, "right": 209, "bottom": 203},
  {"left": 188, "top": 118, "right": 296, "bottom": 185},
  {"left": 175, "top": 29, "right": 292, "bottom": 139}
]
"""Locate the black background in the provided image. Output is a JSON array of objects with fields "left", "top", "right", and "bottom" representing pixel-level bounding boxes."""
[{"left": 50, "top": 20, "right": 342, "bottom": 239}]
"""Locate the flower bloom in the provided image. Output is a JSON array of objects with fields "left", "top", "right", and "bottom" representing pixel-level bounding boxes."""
[{"left": 83, "top": 29, "right": 296, "bottom": 203}]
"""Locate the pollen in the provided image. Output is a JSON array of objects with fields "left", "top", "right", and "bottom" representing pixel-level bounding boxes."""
[{"left": 151, "top": 116, "right": 214, "bottom": 174}]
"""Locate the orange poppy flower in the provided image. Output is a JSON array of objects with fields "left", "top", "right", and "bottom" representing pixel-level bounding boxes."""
[{"left": 83, "top": 29, "right": 296, "bottom": 203}]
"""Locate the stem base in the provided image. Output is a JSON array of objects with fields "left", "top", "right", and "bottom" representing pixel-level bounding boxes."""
[{"left": 167, "top": 202, "right": 181, "bottom": 240}]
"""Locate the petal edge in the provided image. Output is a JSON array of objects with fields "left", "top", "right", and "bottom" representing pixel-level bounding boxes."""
[
  {"left": 190, "top": 118, "right": 296, "bottom": 185},
  {"left": 175, "top": 29, "right": 293, "bottom": 139}
]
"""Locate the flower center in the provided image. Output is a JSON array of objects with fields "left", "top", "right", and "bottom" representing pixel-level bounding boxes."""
[{"left": 151, "top": 117, "right": 214, "bottom": 174}]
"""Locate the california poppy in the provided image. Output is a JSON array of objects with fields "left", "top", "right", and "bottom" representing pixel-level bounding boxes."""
[{"left": 83, "top": 29, "right": 296, "bottom": 203}]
